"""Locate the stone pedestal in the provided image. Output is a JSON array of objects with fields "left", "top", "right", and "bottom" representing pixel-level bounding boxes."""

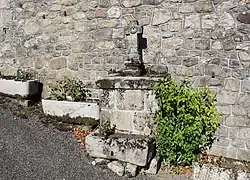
[{"left": 96, "top": 77, "right": 159, "bottom": 135}]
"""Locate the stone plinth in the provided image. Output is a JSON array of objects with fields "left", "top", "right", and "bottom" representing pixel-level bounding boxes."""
[
  {"left": 96, "top": 77, "right": 159, "bottom": 135},
  {"left": 85, "top": 133, "right": 154, "bottom": 166}
]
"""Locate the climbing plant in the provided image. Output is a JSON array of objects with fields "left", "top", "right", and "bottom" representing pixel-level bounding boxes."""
[{"left": 153, "top": 75, "right": 220, "bottom": 166}]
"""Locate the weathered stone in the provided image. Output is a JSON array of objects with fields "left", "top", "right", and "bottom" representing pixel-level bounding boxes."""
[
  {"left": 107, "top": 6, "right": 121, "bottom": 18},
  {"left": 125, "top": 163, "right": 137, "bottom": 177},
  {"left": 107, "top": 161, "right": 125, "bottom": 176},
  {"left": 201, "top": 14, "right": 216, "bottom": 29},
  {"left": 85, "top": 133, "right": 154, "bottom": 166},
  {"left": 222, "top": 38, "right": 235, "bottom": 51},
  {"left": 98, "top": 19, "right": 119, "bottom": 28},
  {"left": 24, "top": 19, "right": 40, "bottom": 35},
  {"left": 145, "top": 157, "right": 159, "bottom": 174},
  {"left": 94, "top": 9, "right": 107, "bottom": 18},
  {"left": 169, "top": 21, "right": 182, "bottom": 32},
  {"left": 92, "top": 158, "right": 110, "bottom": 166},
  {"left": 218, "top": 12, "right": 235, "bottom": 30},
  {"left": 224, "top": 78, "right": 239, "bottom": 92},
  {"left": 211, "top": 41, "right": 223, "bottom": 50},
  {"left": 216, "top": 90, "right": 238, "bottom": 105},
  {"left": 0, "top": 0, "right": 8, "bottom": 9},
  {"left": 142, "top": 0, "right": 164, "bottom": 5},
  {"left": 61, "top": 0, "right": 78, "bottom": 6},
  {"left": 122, "top": 0, "right": 141, "bottom": 7},
  {"left": 239, "top": 52, "right": 250, "bottom": 61},
  {"left": 195, "top": 0, "right": 213, "bottom": 13},
  {"left": 179, "top": 4, "right": 194, "bottom": 13},
  {"left": 237, "top": 12, "right": 250, "bottom": 24},
  {"left": 184, "top": 14, "right": 200, "bottom": 29},
  {"left": 225, "top": 116, "right": 249, "bottom": 127},
  {"left": 238, "top": 149, "right": 250, "bottom": 161},
  {"left": 152, "top": 8, "right": 171, "bottom": 25},
  {"left": 183, "top": 57, "right": 199, "bottom": 67},
  {"left": 195, "top": 40, "right": 210, "bottom": 50}
]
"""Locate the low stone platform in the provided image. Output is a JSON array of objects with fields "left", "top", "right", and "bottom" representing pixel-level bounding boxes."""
[{"left": 85, "top": 133, "right": 155, "bottom": 166}]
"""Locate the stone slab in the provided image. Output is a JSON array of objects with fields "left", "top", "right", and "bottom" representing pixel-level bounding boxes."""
[
  {"left": 85, "top": 133, "right": 154, "bottom": 166},
  {"left": 0, "top": 79, "right": 39, "bottom": 98},
  {"left": 42, "top": 99, "right": 100, "bottom": 119}
]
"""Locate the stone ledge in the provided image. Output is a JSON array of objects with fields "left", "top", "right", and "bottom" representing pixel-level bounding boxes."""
[
  {"left": 96, "top": 77, "right": 160, "bottom": 90},
  {"left": 85, "top": 133, "right": 155, "bottom": 166}
]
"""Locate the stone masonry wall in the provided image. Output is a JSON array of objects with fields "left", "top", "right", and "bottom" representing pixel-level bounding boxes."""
[{"left": 1, "top": 0, "right": 250, "bottom": 161}]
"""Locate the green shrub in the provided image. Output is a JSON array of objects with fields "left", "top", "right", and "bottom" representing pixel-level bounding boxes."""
[
  {"left": 49, "top": 76, "right": 90, "bottom": 102},
  {"left": 153, "top": 75, "right": 219, "bottom": 166}
]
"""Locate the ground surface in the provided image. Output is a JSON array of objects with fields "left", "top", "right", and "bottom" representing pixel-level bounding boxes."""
[{"left": 0, "top": 96, "right": 156, "bottom": 180}]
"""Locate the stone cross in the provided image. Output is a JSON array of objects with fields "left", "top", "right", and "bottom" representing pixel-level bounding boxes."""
[{"left": 123, "top": 20, "right": 144, "bottom": 76}]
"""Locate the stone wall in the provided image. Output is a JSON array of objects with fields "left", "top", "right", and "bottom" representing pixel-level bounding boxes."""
[{"left": 1, "top": 0, "right": 250, "bottom": 160}]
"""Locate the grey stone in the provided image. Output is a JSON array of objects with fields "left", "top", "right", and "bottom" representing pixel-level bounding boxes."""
[
  {"left": 145, "top": 157, "right": 159, "bottom": 174},
  {"left": 152, "top": 8, "right": 171, "bottom": 25},
  {"left": 184, "top": 14, "right": 200, "bottom": 29},
  {"left": 238, "top": 149, "right": 250, "bottom": 161},
  {"left": 125, "top": 163, "right": 137, "bottom": 177},
  {"left": 122, "top": 0, "right": 141, "bottom": 7},
  {"left": 142, "top": 0, "right": 164, "bottom": 5},
  {"left": 48, "top": 57, "right": 67, "bottom": 70},
  {"left": 92, "top": 158, "right": 110, "bottom": 166},
  {"left": 107, "top": 6, "right": 121, "bottom": 18},
  {"left": 85, "top": 133, "right": 154, "bottom": 166},
  {"left": 183, "top": 57, "right": 198, "bottom": 67},
  {"left": 195, "top": 40, "right": 210, "bottom": 50},
  {"left": 107, "top": 161, "right": 125, "bottom": 176},
  {"left": 179, "top": 4, "right": 194, "bottom": 13},
  {"left": 222, "top": 38, "right": 235, "bottom": 51},
  {"left": 195, "top": 0, "right": 213, "bottom": 13}
]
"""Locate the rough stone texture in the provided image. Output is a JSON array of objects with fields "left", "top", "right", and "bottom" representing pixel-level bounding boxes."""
[
  {"left": 0, "top": 0, "right": 250, "bottom": 161},
  {"left": 125, "top": 163, "right": 138, "bottom": 177},
  {"left": 85, "top": 133, "right": 154, "bottom": 166},
  {"left": 107, "top": 161, "right": 125, "bottom": 177},
  {"left": 97, "top": 77, "right": 158, "bottom": 135},
  {"left": 193, "top": 163, "right": 250, "bottom": 180}
]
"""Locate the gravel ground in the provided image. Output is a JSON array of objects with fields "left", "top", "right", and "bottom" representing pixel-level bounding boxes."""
[{"left": 0, "top": 96, "right": 155, "bottom": 180}]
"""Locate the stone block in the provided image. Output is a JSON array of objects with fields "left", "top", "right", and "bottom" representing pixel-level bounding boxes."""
[
  {"left": 215, "top": 125, "right": 229, "bottom": 137},
  {"left": 122, "top": 0, "right": 141, "bottom": 7},
  {"left": 0, "top": 79, "right": 39, "bottom": 98},
  {"left": 216, "top": 90, "right": 238, "bottom": 105},
  {"left": 179, "top": 4, "right": 194, "bottom": 13},
  {"left": 225, "top": 116, "right": 249, "bottom": 127},
  {"left": 232, "top": 105, "right": 246, "bottom": 116},
  {"left": 0, "top": 9, "right": 12, "bottom": 27},
  {"left": 152, "top": 8, "right": 171, "bottom": 25},
  {"left": 237, "top": 149, "right": 250, "bottom": 161},
  {"left": 224, "top": 78, "right": 240, "bottom": 92},
  {"left": 125, "top": 163, "right": 137, "bottom": 177},
  {"left": 145, "top": 157, "right": 159, "bottom": 174},
  {"left": 0, "top": 0, "right": 8, "bottom": 9},
  {"left": 195, "top": 39, "right": 210, "bottom": 50},
  {"left": 238, "top": 128, "right": 250, "bottom": 139},
  {"left": 195, "top": 0, "right": 213, "bottom": 13},
  {"left": 202, "top": 14, "right": 216, "bottom": 29},
  {"left": 117, "top": 90, "right": 144, "bottom": 110},
  {"left": 107, "top": 161, "right": 125, "bottom": 176},
  {"left": 98, "top": 19, "right": 119, "bottom": 28},
  {"left": 184, "top": 14, "right": 200, "bottom": 29},
  {"left": 107, "top": 6, "right": 121, "bottom": 18},
  {"left": 24, "top": 18, "right": 40, "bottom": 35},
  {"left": 85, "top": 133, "right": 154, "bottom": 166},
  {"left": 42, "top": 99, "right": 100, "bottom": 119},
  {"left": 48, "top": 57, "right": 67, "bottom": 70},
  {"left": 92, "top": 158, "right": 110, "bottom": 166}
]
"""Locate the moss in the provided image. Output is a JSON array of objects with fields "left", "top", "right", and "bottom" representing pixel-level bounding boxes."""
[{"left": 96, "top": 79, "right": 114, "bottom": 89}]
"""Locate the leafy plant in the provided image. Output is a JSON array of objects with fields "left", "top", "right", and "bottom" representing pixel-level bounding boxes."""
[
  {"left": 49, "top": 76, "right": 90, "bottom": 102},
  {"left": 15, "top": 69, "right": 33, "bottom": 82},
  {"left": 99, "top": 120, "right": 116, "bottom": 138},
  {"left": 153, "top": 75, "right": 219, "bottom": 166}
]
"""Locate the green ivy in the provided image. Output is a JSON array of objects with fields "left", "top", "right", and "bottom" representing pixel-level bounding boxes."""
[
  {"left": 153, "top": 75, "right": 219, "bottom": 166},
  {"left": 49, "top": 76, "right": 90, "bottom": 102}
]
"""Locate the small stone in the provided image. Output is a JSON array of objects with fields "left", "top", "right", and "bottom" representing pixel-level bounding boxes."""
[
  {"left": 122, "top": 0, "right": 141, "bottom": 7},
  {"left": 92, "top": 158, "right": 110, "bottom": 166},
  {"left": 24, "top": 19, "right": 40, "bottom": 35},
  {"left": 152, "top": 8, "right": 171, "bottom": 25},
  {"left": 107, "top": 6, "right": 121, "bottom": 18},
  {"left": 195, "top": 0, "right": 213, "bottom": 13},
  {"left": 222, "top": 38, "right": 235, "bottom": 51},
  {"left": 107, "top": 161, "right": 125, "bottom": 176},
  {"left": 212, "top": 41, "right": 223, "bottom": 50},
  {"left": 145, "top": 157, "right": 159, "bottom": 174},
  {"left": 95, "top": 9, "right": 107, "bottom": 18},
  {"left": 195, "top": 40, "right": 210, "bottom": 50},
  {"left": 61, "top": 0, "right": 78, "bottom": 6},
  {"left": 48, "top": 57, "right": 67, "bottom": 70},
  {"left": 237, "top": 13, "right": 250, "bottom": 24},
  {"left": 125, "top": 163, "right": 137, "bottom": 177},
  {"left": 239, "top": 52, "right": 250, "bottom": 61}
]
